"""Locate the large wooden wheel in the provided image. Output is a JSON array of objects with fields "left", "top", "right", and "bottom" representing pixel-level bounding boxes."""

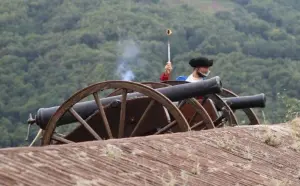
[
  {"left": 41, "top": 81, "right": 191, "bottom": 146},
  {"left": 108, "top": 81, "right": 215, "bottom": 130}
]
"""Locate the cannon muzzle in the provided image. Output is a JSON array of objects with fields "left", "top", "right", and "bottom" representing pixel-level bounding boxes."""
[
  {"left": 223, "top": 93, "right": 266, "bottom": 110},
  {"left": 35, "top": 76, "right": 222, "bottom": 129}
]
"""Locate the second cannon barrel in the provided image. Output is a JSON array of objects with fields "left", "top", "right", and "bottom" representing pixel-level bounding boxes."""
[{"left": 223, "top": 93, "right": 266, "bottom": 110}]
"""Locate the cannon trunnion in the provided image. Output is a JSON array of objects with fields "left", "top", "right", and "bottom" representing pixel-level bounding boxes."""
[{"left": 26, "top": 76, "right": 266, "bottom": 146}]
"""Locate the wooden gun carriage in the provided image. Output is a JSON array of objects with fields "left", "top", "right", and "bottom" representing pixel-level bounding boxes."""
[{"left": 26, "top": 76, "right": 266, "bottom": 146}]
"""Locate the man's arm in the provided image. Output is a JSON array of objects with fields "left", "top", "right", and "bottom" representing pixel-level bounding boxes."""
[{"left": 160, "top": 61, "right": 172, "bottom": 81}]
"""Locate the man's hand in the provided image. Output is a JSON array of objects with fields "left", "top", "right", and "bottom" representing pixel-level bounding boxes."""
[{"left": 165, "top": 61, "right": 172, "bottom": 74}]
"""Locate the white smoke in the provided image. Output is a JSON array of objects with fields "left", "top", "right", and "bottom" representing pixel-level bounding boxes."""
[{"left": 115, "top": 40, "right": 139, "bottom": 81}]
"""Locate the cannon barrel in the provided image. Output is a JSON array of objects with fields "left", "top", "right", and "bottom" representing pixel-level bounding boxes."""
[
  {"left": 35, "top": 76, "right": 222, "bottom": 129},
  {"left": 223, "top": 93, "right": 266, "bottom": 110}
]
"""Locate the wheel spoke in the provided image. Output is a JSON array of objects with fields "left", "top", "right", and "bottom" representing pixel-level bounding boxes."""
[
  {"left": 154, "top": 120, "right": 177, "bottom": 134},
  {"left": 118, "top": 88, "right": 127, "bottom": 138},
  {"left": 54, "top": 132, "right": 66, "bottom": 138},
  {"left": 177, "top": 100, "right": 186, "bottom": 109},
  {"left": 188, "top": 112, "right": 197, "bottom": 124},
  {"left": 69, "top": 107, "right": 102, "bottom": 140},
  {"left": 190, "top": 121, "right": 204, "bottom": 130},
  {"left": 186, "top": 99, "right": 215, "bottom": 129},
  {"left": 130, "top": 99, "right": 156, "bottom": 137},
  {"left": 93, "top": 92, "right": 113, "bottom": 139},
  {"left": 213, "top": 116, "right": 225, "bottom": 127},
  {"left": 52, "top": 134, "right": 74, "bottom": 144}
]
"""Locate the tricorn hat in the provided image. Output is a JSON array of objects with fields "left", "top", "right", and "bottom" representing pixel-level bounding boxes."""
[{"left": 189, "top": 57, "right": 213, "bottom": 68}]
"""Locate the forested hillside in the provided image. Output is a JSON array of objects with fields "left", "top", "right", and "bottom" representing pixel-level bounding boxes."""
[{"left": 1, "top": 0, "right": 300, "bottom": 147}]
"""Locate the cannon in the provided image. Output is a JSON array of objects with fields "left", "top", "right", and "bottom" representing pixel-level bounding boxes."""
[
  {"left": 26, "top": 76, "right": 266, "bottom": 146},
  {"left": 32, "top": 76, "right": 222, "bottom": 129},
  {"left": 160, "top": 80, "right": 264, "bottom": 126}
]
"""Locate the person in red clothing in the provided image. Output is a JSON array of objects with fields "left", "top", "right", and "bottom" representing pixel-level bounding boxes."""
[
  {"left": 160, "top": 57, "right": 214, "bottom": 101},
  {"left": 160, "top": 61, "right": 173, "bottom": 81},
  {"left": 160, "top": 57, "right": 213, "bottom": 82}
]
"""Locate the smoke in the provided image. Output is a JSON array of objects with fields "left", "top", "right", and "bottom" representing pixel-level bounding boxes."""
[{"left": 115, "top": 40, "right": 139, "bottom": 81}]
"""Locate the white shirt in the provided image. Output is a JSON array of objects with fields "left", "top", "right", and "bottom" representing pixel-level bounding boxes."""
[{"left": 185, "top": 74, "right": 204, "bottom": 82}]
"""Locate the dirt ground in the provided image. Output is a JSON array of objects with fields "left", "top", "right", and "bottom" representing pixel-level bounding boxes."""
[{"left": 0, "top": 120, "right": 300, "bottom": 186}]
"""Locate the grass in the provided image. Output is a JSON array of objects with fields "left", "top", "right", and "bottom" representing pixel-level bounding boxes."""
[
  {"left": 160, "top": 170, "right": 178, "bottom": 186},
  {"left": 269, "top": 178, "right": 291, "bottom": 186},
  {"left": 191, "top": 162, "right": 201, "bottom": 175},
  {"left": 102, "top": 144, "right": 123, "bottom": 159},
  {"left": 288, "top": 117, "right": 300, "bottom": 152},
  {"left": 263, "top": 130, "right": 282, "bottom": 147},
  {"left": 216, "top": 133, "right": 237, "bottom": 151}
]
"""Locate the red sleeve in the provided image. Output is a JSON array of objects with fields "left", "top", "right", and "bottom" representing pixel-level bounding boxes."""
[{"left": 160, "top": 72, "right": 170, "bottom": 81}]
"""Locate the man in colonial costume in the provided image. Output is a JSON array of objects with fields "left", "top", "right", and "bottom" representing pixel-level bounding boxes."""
[
  {"left": 160, "top": 57, "right": 215, "bottom": 122},
  {"left": 160, "top": 56, "right": 213, "bottom": 82}
]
